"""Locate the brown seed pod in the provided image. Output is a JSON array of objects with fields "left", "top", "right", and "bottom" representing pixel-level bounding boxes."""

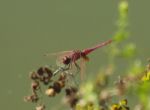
[
  {"left": 65, "top": 88, "right": 72, "bottom": 96},
  {"left": 57, "top": 80, "right": 65, "bottom": 88},
  {"left": 24, "top": 94, "right": 39, "bottom": 103},
  {"left": 45, "top": 87, "right": 55, "bottom": 96},
  {"left": 36, "top": 104, "right": 45, "bottom": 110},
  {"left": 30, "top": 71, "right": 38, "bottom": 80},
  {"left": 65, "top": 87, "right": 79, "bottom": 108},
  {"left": 65, "top": 87, "right": 78, "bottom": 96},
  {"left": 53, "top": 82, "right": 61, "bottom": 93},
  {"left": 69, "top": 97, "right": 79, "bottom": 108},
  {"left": 58, "top": 73, "right": 66, "bottom": 81},
  {"left": 37, "top": 67, "right": 44, "bottom": 76},
  {"left": 36, "top": 67, "right": 53, "bottom": 83},
  {"left": 31, "top": 81, "right": 40, "bottom": 93}
]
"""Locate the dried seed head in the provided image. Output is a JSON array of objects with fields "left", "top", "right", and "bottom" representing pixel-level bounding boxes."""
[
  {"left": 45, "top": 88, "right": 55, "bottom": 96},
  {"left": 36, "top": 67, "right": 53, "bottom": 83}
]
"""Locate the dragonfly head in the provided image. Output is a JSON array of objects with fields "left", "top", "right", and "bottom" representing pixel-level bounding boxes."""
[{"left": 62, "top": 56, "right": 71, "bottom": 65}]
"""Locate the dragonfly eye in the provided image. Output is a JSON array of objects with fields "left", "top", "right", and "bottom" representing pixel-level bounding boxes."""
[{"left": 63, "top": 57, "right": 71, "bottom": 65}]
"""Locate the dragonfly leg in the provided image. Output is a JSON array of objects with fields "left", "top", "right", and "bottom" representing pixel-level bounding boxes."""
[
  {"left": 53, "top": 67, "right": 62, "bottom": 76},
  {"left": 53, "top": 65, "right": 69, "bottom": 76},
  {"left": 74, "top": 62, "right": 81, "bottom": 73}
]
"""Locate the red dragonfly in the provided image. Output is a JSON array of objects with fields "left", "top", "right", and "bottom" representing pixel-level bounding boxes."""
[{"left": 45, "top": 39, "right": 112, "bottom": 78}]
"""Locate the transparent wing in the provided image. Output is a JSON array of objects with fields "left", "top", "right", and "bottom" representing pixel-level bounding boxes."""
[
  {"left": 79, "top": 56, "right": 89, "bottom": 80},
  {"left": 44, "top": 50, "right": 73, "bottom": 66},
  {"left": 44, "top": 51, "right": 73, "bottom": 57}
]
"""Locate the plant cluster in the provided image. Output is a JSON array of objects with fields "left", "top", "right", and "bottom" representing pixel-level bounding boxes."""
[{"left": 24, "top": 0, "right": 150, "bottom": 110}]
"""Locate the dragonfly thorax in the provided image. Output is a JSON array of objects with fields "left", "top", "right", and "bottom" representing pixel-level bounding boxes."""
[{"left": 62, "top": 50, "right": 89, "bottom": 65}]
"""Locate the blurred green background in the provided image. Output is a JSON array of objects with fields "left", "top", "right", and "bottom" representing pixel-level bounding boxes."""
[{"left": 0, "top": 0, "right": 149, "bottom": 110}]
